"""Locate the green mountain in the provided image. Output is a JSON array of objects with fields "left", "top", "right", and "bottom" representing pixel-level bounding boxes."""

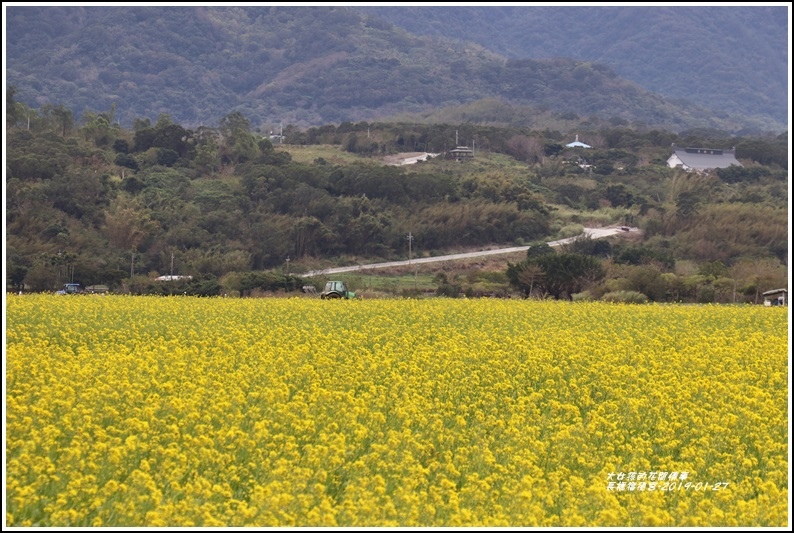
[
  {"left": 358, "top": 5, "right": 789, "bottom": 132},
  {"left": 5, "top": 6, "right": 782, "bottom": 133}
]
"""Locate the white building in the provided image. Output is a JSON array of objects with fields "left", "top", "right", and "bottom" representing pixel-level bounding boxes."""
[
  {"left": 565, "top": 134, "right": 591, "bottom": 149},
  {"left": 762, "top": 288, "right": 787, "bottom": 306},
  {"left": 667, "top": 145, "right": 742, "bottom": 171},
  {"left": 155, "top": 275, "right": 193, "bottom": 281}
]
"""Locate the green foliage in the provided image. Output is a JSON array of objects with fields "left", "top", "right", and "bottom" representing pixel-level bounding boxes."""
[
  {"left": 716, "top": 165, "right": 770, "bottom": 184},
  {"left": 699, "top": 261, "right": 729, "bottom": 279},
  {"left": 735, "top": 136, "right": 788, "bottom": 169},
  {"left": 602, "top": 184, "right": 634, "bottom": 207},
  {"left": 612, "top": 244, "right": 675, "bottom": 270},
  {"left": 5, "top": 97, "right": 787, "bottom": 301},
  {"left": 434, "top": 273, "right": 462, "bottom": 298},
  {"left": 666, "top": 203, "right": 787, "bottom": 264},
  {"left": 601, "top": 290, "right": 649, "bottom": 304},
  {"left": 525, "top": 242, "right": 556, "bottom": 259},
  {"left": 560, "top": 235, "right": 612, "bottom": 258},
  {"left": 359, "top": 6, "right": 787, "bottom": 131},
  {"left": 235, "top": 272, "right": 305, "bottom": 295},
  {"left": 122, "top": 275, "right": 223, "bottom": 296},
  {"left": 508, "top": 251, "right": 605, "bottom": 300},
  {"left": 6, "top": 85, "right": 25, "bottom": 127},
  {"left": 6, "top": 7, "right": 786, "bottom": 132},
  {"left": 675, "top": 191, "right": 701, "bottom": 218}
]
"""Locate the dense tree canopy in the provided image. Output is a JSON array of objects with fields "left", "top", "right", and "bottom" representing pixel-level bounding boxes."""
[
  {"left": 5, "top": 92, "right": 788, "bottom": 300},
  {"left": 6, "top": 6, "right": 786, "bottom": 132}
]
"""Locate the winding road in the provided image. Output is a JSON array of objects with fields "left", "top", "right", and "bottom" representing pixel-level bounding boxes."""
[{"left": 302, "top": 226, "right": 638, "bottom": 277}]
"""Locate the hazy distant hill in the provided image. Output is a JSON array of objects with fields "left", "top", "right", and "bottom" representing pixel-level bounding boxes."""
[
  {"left": 5, "top": 5, "right": 785, "bottom": 132},
  {"left": 358, "top": 5, "right": 789, "bottom": 131}
]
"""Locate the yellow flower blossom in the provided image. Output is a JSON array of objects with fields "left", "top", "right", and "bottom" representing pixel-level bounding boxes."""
[{"left": 5, "top": 295, "right": 787, "bottom": 526}]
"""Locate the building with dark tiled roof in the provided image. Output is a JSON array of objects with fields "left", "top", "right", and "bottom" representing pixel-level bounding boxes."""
[
  {"left": 449, "top": 146, "right": 473, "bottom": 161},
  {"left": 667, "top": 145, "right": 742, "bottom": 171}
]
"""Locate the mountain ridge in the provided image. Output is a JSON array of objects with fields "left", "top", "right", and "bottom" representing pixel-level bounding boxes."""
[
  {"left": 5, "top": 5, "right": 788, "bottom": 133},
  {"left": 357, "top": 5, "right": 789, "bottom": 130}
]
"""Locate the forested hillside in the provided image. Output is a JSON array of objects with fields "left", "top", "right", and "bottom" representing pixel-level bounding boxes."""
[
  {"left": 5, "top": 6, "right": 781, "bottom": 132},
  {"left": 358, "top": 5, "right": 789, "bottom": 131},
  {"left": 6, "top": 92, "right": 788, "bottom": 301}
]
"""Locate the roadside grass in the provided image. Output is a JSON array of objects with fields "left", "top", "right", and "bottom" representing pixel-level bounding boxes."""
[
  {"left": 331, "top": 272, "right": 437, "bottom": 294},
  {"left": 299, "top": 251, "right": 528, "bottom": 297},
  {"left": 280, "top": 144, "right": 536, "bottom": 178},
  {"left": 279, "top": 144, "right": 378, "bottom": 165}
]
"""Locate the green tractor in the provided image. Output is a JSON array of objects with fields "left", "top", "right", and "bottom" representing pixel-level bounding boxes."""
[
  {"left": 320, "top": 280, "right": 355, "bottom": 299},
  {"left": 56, "top": 283, "right": 83, "bottom": 295}
]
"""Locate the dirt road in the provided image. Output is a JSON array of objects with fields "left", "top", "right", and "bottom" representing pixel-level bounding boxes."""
[{"left": 302, "top": 226, "right": 638, "bottom": 277}]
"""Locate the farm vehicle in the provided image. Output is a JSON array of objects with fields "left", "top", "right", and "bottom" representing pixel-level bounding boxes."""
[
  {"left": 55, "top": 283, "right": 108, "bottom": 295},
  {"left": 56, "top": 283, "right": 83, "bottom": 295},
  {"left": 320, "top": 281, "right": 356, "bottom": 299}
]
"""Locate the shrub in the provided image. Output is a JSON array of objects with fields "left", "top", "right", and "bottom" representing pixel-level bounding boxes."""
[
  {"left": 572, "top": 291, "right": 595, "bottom": 302},
  {"left": 601, "top": 290, "right": 648, "bottom": 304}
]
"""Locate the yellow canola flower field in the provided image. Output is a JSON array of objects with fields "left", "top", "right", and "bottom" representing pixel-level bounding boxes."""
[{"left": 5, "top": 295, "right": 789, "bottom": 527}]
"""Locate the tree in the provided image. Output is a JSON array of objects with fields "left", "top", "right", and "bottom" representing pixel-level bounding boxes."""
[
  {"left": 6, "top": 85, "right": 24, "bottom": 127},
  {"left": 219, "top": 111, "right": 258, "bottom": 164},
  {"left": 624, "top": 265, "right": 667, "bottom": 302},
  {"left": 115, "top": 153, "right": 139, "bottom": 170},
  {"left": 102, "top": 200, "right": 160, "bottom": 251},
  {"left": 526, "top": 242, "right": 556, "bottom": 259},
  {"left": 729, "top": 258, "right": 788, "bottom": 304},
  {"left": 561, "top": 234, "right": 612, "bottom": 257},
  {"left": 154, "top": 113, "right": 173, "bottom": 129},
  {"left": 542, "top": 253, "right": 605, "bottom": 299},
  {"left": 133, "top": 118, "right": 152, "bottom": 132},
  {"left": 293, "top": 216, "right": 336, "bottom": 258},
  {"left": 434, "top": 273, "right": 462, "bottom": 298},
  {"left": 41, "top": 103, "right": 74, "bottom": 137},
  {"left": 698, "top": 260, "right": 729, "bottom": 279},
  {"left": 219, "top": 111, "right": 251, "bottom": 139},
  {"left": 153, "top": 123, "right": 192, "bottom": 158},
  {"left": 675, "top": 190, "right": 701, "bottom": 218},
  {"left": 544, "top": 142, "right": 564, "bottom": 157},
  {"left": 344, "top": 133, "right": 359, "bottom": 153},
  {"left": 194, "top": 140, "right": 221, "bottom": 173},
  {"left": 113, "top": 139, "right": 130, "bottom": 153},
  {"left": 509, "top": 252, "right": 605, "bottom": 300},
  {"left": 133, "top": 126, "right": 157, "bottom": 152},
  {"left": 7, "top": 252, "right": 29, "bottom": 291},
  {"left": 515, "top": 263, "right": 546, "bottom": 298},
  {"left": 505, "top": 134, "right": 545, "bottom": 163},
  {"left": 81, "top": 111, "right": 118, "bottom": 147},
  {"left": 603, "top": 184, "right": 633, "bottom": 207},
  {"left": 613, "top": 244, "right": 674, "bottom": 269},
  {"left": 23, "top": 262, "right": 57, "bottom": 292}
]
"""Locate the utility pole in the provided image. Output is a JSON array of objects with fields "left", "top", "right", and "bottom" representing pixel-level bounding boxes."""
[
  {"left": 171, "top": 252, "right": 175, "bottom": 278},
  {"left": 130, "top": 251, "right": 135, "bottom": 278},
  {"left": 407, "top": 232, "right": 417, "bottom": 290},
  {"left": 285, "top": 255, "right": 290, "bottom": 276},
  {"left": 56, "top": 250, "right": 63, "bottom": 286}
]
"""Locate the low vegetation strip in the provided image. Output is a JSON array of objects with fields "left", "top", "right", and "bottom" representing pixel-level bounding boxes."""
[
  {"left": 6, "top": 295, "right": 788, "bottom": 526},
  {"left": 302, "top": 226, "right": 635, "bottom": 277}
]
